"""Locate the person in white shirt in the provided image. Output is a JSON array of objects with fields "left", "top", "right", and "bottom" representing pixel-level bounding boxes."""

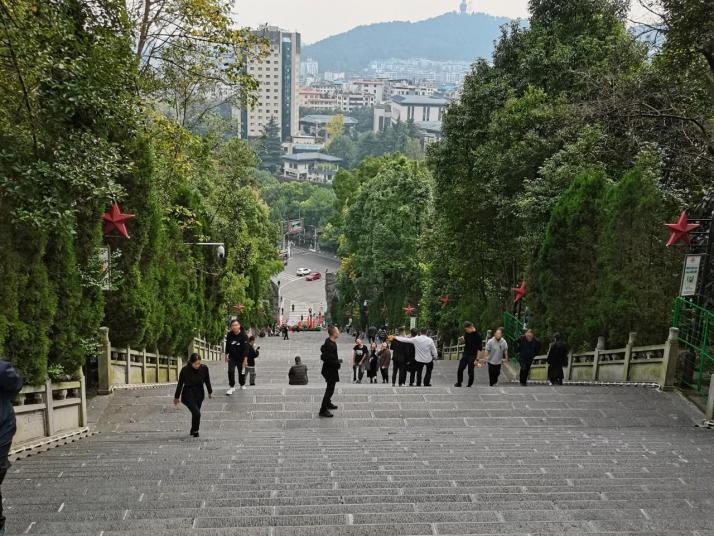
[
  {"left": 484, "top": 328, "right": 509, "bottom": 386},
  {"left": 393, "top": 328, "right": 437, "bottom": 386}
]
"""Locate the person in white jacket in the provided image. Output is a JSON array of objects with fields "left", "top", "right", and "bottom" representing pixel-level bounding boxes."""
[{"left": 392, "top": 328, "right": 437, "bottom": 386}]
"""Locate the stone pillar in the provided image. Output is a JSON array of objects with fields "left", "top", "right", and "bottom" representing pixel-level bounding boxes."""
[
  {"left": 125, "top": 345, "right": 132, "bottom": 385},
  {"left": 706, "top": 374, "right": 714, "bottom": 421},
  {"left": 44, "top": 379, "right": 55, "bottom": 437},
  {"left": 141, "top": 349, "right": 147, "bottom": 383},
  {"left": 623, "top": 332, "right": 636, "bottom": 382},
  {"left": 79, "top": 368, "right": 88, "bottom": 427},
  {"left": 98, "top": 327, "right": 113, "bottom": 395},
  {"left": 660, "top": 327, "right": 680, "bottom": 391},
  {"left": 592, "top": 337, "right": 605, "bottom": 381}
]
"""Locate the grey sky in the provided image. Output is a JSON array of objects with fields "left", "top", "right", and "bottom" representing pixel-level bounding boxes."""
[{"left": 235, "top": 1, "right": 654, "bottom": 44}]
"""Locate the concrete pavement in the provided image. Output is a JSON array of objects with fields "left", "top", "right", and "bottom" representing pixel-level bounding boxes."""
[{"left": 4, "top": 331, "right": 714, "bottom": 535}]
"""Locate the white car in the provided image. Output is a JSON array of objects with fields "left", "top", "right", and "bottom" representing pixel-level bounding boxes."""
[{"left": 296, "top": 267, "right": 311, "bottom": 277}]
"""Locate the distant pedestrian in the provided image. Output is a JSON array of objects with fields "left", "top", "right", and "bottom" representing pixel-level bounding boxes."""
[
  {"left": 245, "top": 336, "right": 260, "bottom": 386},
  {"left": 516, "top": 329, "right": 541, "bottom": 386},
  {"left": 225, "top": 319, "right": 249, "bottom": 395},
  {"left": 377, "top": 325, "right": 388, "bottom": 344},
  {"left": 484, "top": 328, "right": 509, "bottom": 386},
  {"left": 288, "top": 356, "right": 308, "bottom": 385},
  {"left": 547, "top": 333, "right": 569, "bottom": 385},
  {"left": 282, "top": 324, "right": 289, "bottom": 340},
  {"left": 0, "top": 359, "right": 23, "bottom": 534},
  {"left": 174, "top": 353, "right": 213, "bottom": 437},
  {"left": 367, "top": 342, "right": 379, "bottom": 383},
  {"left": 352, "top": 338, "right": 368, "bottom": 383},
  {"left": 393, "top": 328, "right": 437, "bottom": 386},
  {"left": 455, "top": 321, "right": 483, "bottom": 387},
  {"left": 389, "top": 327, "right": 410, "bottom": 386},
  {"left": 405, "top": 328, "right": 418, "bottom": 386},
  {"left": 319, "top": 325, "right": 341, "bottom": 417},
  {"left": 368, "top": 325, "right": 377, "bottom": 343},
  {"left": 378, "top": 342, "right": 391, "bottom": 383}
]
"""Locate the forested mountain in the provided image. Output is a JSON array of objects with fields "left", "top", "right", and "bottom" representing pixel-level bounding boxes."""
[{"left": 303, "top": 12, "right": 511, "bottom": 72}]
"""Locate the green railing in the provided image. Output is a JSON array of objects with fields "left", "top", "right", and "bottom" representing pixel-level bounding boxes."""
[
  {"left": 672, "top": 297, "right": 714, "bottom": 396},
  {"left": 502, "top": 311, "right": 523, "bottom": 364}
]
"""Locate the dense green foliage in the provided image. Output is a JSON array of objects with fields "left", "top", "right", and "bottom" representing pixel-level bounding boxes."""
[
  {"left": 329, "top": 0, "right": 712, "bottom": 348},
  {"left": 0, "top": 0, "right": 280, "bottom": 384},
  {"left": 303, "top": 12, "right": 510, "bottom": 72}
]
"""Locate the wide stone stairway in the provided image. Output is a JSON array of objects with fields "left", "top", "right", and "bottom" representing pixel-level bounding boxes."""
[{"left": 5, "top": 331, "right": 714, "bottom": 535}]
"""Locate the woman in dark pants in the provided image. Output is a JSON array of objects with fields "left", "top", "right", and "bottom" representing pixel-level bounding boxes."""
[
  {"left": 174, "top": 353, "right": 213, "bottom": 437},
  {"left": 547, "top": 333, "right": 569, "bottom": 385},
  {"left": 320, "top": 325, "right": 341, "bottom": 417}
]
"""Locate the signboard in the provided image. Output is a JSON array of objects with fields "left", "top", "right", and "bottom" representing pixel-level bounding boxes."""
[
  {"left": 98, "top": 246, "right": 111, "bottom": 291},
  {"left": 409, "top": 316, "right": 417, "bottom": 330},
  {"left": 286, "top": 218, "right": 304, "bottom": 235},
  {"left": 680, "top": 254, "right": 702, "bottom": 296}
]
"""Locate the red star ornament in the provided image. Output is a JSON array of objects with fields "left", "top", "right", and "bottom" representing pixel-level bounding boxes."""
[
  {"left": 665, "top": 211, "right": 700, "bottom": 247},
  {"left": 233, "top": 303, "right": 245, "bottom": 314},
  {"left": 102, "top": 202, "right": 135, "bottom": 239},
  {"left": 403, "top": 304, "right": 415, "bottom": 316},
  {"left": 439, "top": 295, "right": 449, "bottom": 307},
  {"left": 512, "top": 281, "right": 526, "bottom": 303}
]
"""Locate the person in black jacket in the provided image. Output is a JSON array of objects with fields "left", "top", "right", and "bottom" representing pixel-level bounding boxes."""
[
  {"left": 455, "top": 321, "right": 483, "bottom": 387},
  {"left": 0, "top": 360, "right": 23, "bottom": 533},
  {"left": 389, "top": 327, "right": 410, "bottom": 386},
  {"left": 319, "top": 325, "right": 341, "bottom": 417},
  {"left": 547, "top": 333, "right": 569, "bottom": 385},
  {"left": 406, "top": 328, "right": 418, "bottom": 386},
  {"left": 224, "top": 319, "right": 249, "bottom": 395},
  {"left": 174, "top": 353, "right": 212, "bottom": 437},
  {"left": 288, "top": 356, "right": 308, "bottom": 385},
  {"left": 246, "top": 336, "right": 260, "bottom": 386},
  {"left": 515, "top": 329, "right": 541, "bottom": 386}
]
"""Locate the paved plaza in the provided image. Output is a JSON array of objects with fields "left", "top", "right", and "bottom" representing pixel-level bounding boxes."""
[{"left": 4, "top": 331, "right": 714, "bottom": 535}]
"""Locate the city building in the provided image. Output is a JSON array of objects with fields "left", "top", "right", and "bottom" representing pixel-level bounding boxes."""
[
  {"left": 337, "top": 91, "right": 375, "bottom": 112},
  {"left": 349, "top": 80, "right": 385, "bottom": 103},
  {"left": 298, "top": 87, "right": 339, "bottom": 110},
  {"left": 281, "top": 153, "right": 343, "bottom": 184},
  {"left": 300, "top": 57, "right": 319, "bottom": 79},
  {"left": 300, "top": 114, "right": 358, "bottom": 141},
  {"left": 240, "top": 25, "right": 300, "bottom": 141},
  {"left": 374, "top": 95, "right": 448, "bottom": 132}
]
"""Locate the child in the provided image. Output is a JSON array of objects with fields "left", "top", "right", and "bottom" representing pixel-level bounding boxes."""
[{"left": 246, "top": 336, "right": 260, "bottom": 386}]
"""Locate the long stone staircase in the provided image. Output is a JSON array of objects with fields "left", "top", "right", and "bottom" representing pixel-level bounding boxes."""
[{"left": 5, "top": 331, "right": 714, "bottom": 535}]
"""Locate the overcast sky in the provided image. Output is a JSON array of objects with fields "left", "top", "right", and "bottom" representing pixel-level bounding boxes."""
[{"left": 235, "top": 1, "right": 653, "bottom": 44}]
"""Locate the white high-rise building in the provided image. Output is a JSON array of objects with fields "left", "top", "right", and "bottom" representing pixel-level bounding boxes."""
[{"left": 241, "top": 26, "right": 300, "bottom": 141}]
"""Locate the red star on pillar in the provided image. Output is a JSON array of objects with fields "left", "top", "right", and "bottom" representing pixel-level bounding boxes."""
[
  {"left": 233, "top": 303, "right": 245, "bottom": 314},
  {"left": 665, "top": 211, "right": 700, "bottom": 247},
  {"left": 439, "top": 295, "right": 449, "bottom": 307},
  {"left": 512, "top": 281, "right": 526, "bottom": 303},
  {"left": 102, "top": 202, "right": 135, "bottom": 239},
  {"left": 403, "top": 304, "right": 415, "bottom": 316}
]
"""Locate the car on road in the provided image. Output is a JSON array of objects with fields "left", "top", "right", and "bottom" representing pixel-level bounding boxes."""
[
  {"left": 306, "top": 272, "right": 322, "bottom": 281},
  {"left": 296, "top": 267, "right": 311, "bottom": 277}
]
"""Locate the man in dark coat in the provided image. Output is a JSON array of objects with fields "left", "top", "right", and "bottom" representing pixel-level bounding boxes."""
[
  {"left": 515, "top": 329, "right": 541, "bottom": 386},
  {"left": 455, "top": 321, "right": 483, "bottom": 387},
  {"left": 0, "top": 360, "right": 23, "bottom": 533},
  {"left": 319, "top": 325, "right": 341, "bottom": 417},
  {"left": 389, "top": 327, "right": 411, "bottom": 387}
]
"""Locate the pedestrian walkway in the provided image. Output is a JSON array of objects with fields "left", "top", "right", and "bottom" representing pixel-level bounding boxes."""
[{"left": 5, "top": 331, "right": 714, "bottom": 535}]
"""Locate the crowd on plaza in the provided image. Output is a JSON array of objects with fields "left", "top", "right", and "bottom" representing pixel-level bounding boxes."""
[{"left": 170, "top": 316, "right": 572, "bottom": 430}]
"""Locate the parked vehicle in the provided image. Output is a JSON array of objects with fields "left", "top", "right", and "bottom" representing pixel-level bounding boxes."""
[
  {"left": 296, "top": 267, "right": 311, "bottom": 276},
  {"left": 306, "top": 272, "right": 322, "bottom": 281}
]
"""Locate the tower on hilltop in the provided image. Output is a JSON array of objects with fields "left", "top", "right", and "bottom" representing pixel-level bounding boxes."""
[{"left": 459, "top": 1, "right": 468, "bottom": 14}]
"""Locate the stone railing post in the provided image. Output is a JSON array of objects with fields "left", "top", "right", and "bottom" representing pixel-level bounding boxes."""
[
  {"left": 660, "top": 327, "right": 680, "bottom": 390},
  {"left": 706, "top": 374, "right": 714, "bottom": 421},
  {"left": 141, "top": 349, "right": 147, "bottom": 383},
  {"left": 125, "top": 344, "right": 132, "bottom": 385},
  {"left": 98, "top": 327, "right": 112, "bottom": 395},
  {"left": 623, "top": 332, "right": 636, "bottom": 382},
  {"left": 592, "top": 336, "right": 606, "bottom": 381},
  {"left": 44, "top": 379, "right": 55, "bottom": 436},
  {"left": 79, "top": 367, "right": 88, "bottom": 427}
]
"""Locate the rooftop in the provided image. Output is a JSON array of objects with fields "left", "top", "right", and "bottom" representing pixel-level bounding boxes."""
[
  {"left": 392, "top": 95, "right": 449, "bottom": 106},
  {"left": 300, "top": 114, "right": 358, "bottom": 125},
  {"left": 281, "top": 153, "right": 343, "bottom": 163},
  {"left": 415, "top": 121, "right": 443, "bottom": 133}
]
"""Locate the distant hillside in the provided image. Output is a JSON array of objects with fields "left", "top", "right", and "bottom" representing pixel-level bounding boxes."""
[{"left": 303, "top": 12, "right": 512, "bottom": 73}]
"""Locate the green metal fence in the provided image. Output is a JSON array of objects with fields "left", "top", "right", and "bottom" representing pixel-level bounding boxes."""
[
  {"left": 672, "top": 297, "right": 714, "bottom": 396},
  {"left": 502, "top": 311, "right": 523, "bottom": 364}
]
